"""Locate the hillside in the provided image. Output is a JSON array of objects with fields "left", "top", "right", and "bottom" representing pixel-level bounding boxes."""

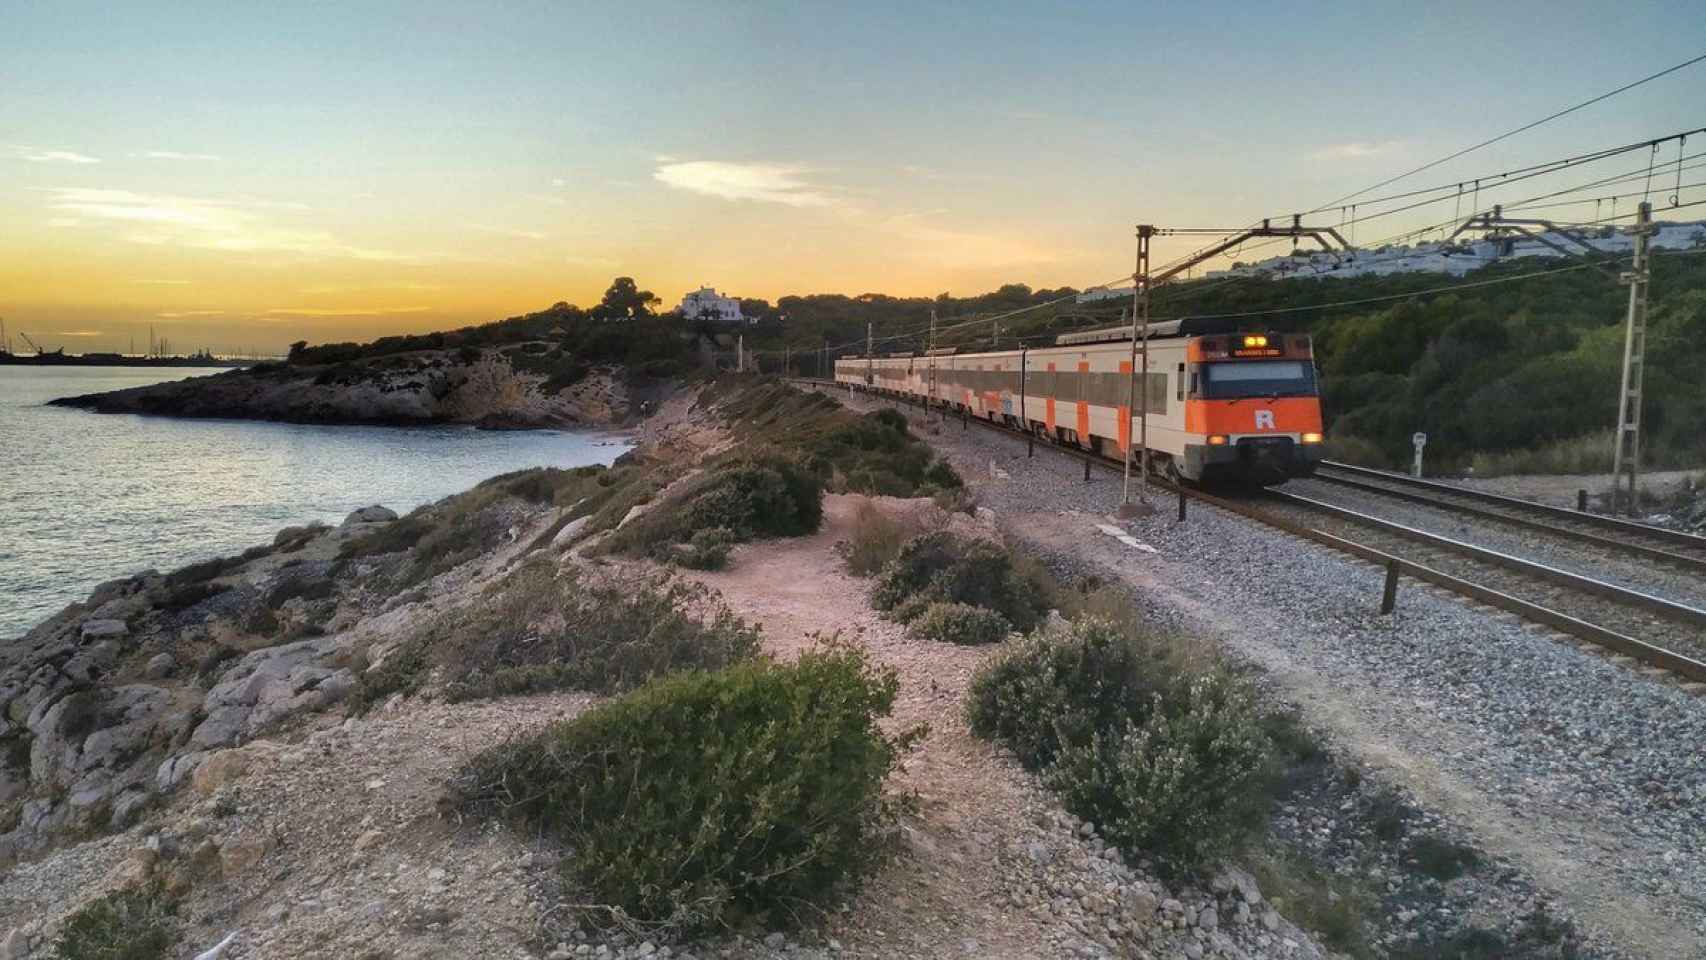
[{"left": 49, "top": 304, "right": 697, "bottom": 429}]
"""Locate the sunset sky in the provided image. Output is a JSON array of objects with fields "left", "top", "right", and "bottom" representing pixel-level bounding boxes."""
[{"left": 2, "top": 1, "right": 1702, "bottom": 355}]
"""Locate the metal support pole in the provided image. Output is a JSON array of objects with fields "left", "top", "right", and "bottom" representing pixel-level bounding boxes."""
[
  {"left": 1577, "top": 489, "right": 1588, "bottom": 513},
  {"left": 866, "top": 321, "right": 874, "bottom": 386},
  {"left": 1177, "top": 486, "right": 1187, "bottom": 522},
  {"left": 1611, "top": 201, "right": 1652, "bottom": 517},
  {"left": 1084, "top": 458, "right": 1092, "bottom": 483},
  {"left": 1121, "top": 226, "right": 1154, "bottom": 511},
  {"left": 1381, "top": 559, "right": 1400, "bottom": 614},
  {"left": 1028, "top": 434, "right": 1034, "bottom": 458}
]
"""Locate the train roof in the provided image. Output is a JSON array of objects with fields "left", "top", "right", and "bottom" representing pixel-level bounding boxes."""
[{"left": 1053, "top": 316, "right": 1243, "bottom": 346}]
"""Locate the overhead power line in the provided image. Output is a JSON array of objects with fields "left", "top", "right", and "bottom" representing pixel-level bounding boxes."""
[{"left": 1310, "top": 50, "right": 1706, "bottom": 212}]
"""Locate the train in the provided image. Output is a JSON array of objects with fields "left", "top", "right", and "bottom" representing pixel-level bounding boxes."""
[{"left": 833, "top": 317, "right": 1325, "bottom": 485}]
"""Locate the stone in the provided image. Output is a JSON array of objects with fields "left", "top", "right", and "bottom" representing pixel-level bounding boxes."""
[
  {"left": 157, "top": 752, "right": 205, "bottom": 792},
  {"left": 1078, "top": 821, "right": 1096, "bottom": 837},
  {"left": 1261, "top": 908, "right": 1280, "bottom": 931},
  {"left": 110, "top": 790, "right": 152, "bottom": 829},
  {"left": 219, "top": 835, "right": 274, "bottom": 876},
  {"left": 191, "top": 741, "right": 283, "bottom": 795},
  {"left": 144, "top": 653, "right": 176, "bottom": 679},
  {"left": 617, "top": 504, "right": 650, "bottom": 529},
  {"left": 80, "top": 619, "right": 128, "bottom": 640},
  {"left": 1198, "top": 906, "right": 1218, "bottom": 932},
  {"left": 552, "top": 515, "right": 592, "bottom": 546},
  {"left": 343, "top": 505, "right": 399, "bottom": 526},
  {"left": 763, "top": 932, "right": 785, "bottom": 949},
  {"left": 353, "top": 829, "right": 384, "bottom": 852}
]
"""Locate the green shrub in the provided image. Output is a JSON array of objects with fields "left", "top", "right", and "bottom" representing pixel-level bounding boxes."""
[
  {"left": 1408, "top": 834, "right": 1481, "bottom": 881},
  {"left": 965, "top": 619, "right": 1167, "bottom": 770},
  {"left": 966, "top": 618, "right": 1270, "bottom": 872},
  {"left": 871, "top": 532, "right": 1047, "bottom": 631},
  {"left": 451, "top": 644, "right": 917, "bottom": 934},
  {"left": 1044, "top": 670, "right": 1269, "bottom": 869},
  {"left": 437, "top": 561, "right": 761, "bottom": 702},
  {"left": 910, "top": 602, "right": 1011, "bottom": 645},
  {"left": 53, "top": 884, "right": 179, "bottom": 960},
  {"left": 673, "top": 527, "right": 735, "bottom": 570},
  {"left": 599, "top": 453, "right": 823, "bottom": 561}
]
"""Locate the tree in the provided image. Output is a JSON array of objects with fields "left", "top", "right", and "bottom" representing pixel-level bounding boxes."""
[
  {"left": 598, "top": 277, "right": 660, "bottom": 320},
  {"left": 287, "top": 340, "right": 308, "bottom": 363}
]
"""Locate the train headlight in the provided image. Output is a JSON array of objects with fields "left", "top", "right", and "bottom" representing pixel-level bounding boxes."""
[
  {"left": 1207, "top": 434, "right": 1229, "bottom": 446},
  {"left": 1301, "top": 432, "right": 1324, "bottom": 444},
  {"left": 1241, "top": 335, "right": 1268, "bottom": 348}
]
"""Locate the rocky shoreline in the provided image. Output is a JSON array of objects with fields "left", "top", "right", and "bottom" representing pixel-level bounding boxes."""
[{"left": 48, "top": 344, "right": 650, "bottom": 430}]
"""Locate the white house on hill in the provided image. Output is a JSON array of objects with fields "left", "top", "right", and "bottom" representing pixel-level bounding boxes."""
[{"left": 678, "top": 286, "right": 746, "bottom": 325}]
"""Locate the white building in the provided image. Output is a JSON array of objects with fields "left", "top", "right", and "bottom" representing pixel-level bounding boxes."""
[{"left": 677, "top": 286, "right": 746, "bottom": 325}]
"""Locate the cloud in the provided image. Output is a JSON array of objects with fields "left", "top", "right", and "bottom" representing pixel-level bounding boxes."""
[
  {"left": 264, "top": 306, "right": 432, "bottom": 317},
  {"left": 7, "top": 147, "right": 100, "bottom": 164},
  {"left": 157, "top": 310, "right": 224, "bottom": 318},
  {"left": 1312, "top": 141, "right": 1403, "bottom": 161},
  {"left": 59, "top": 330, "right": 104, "bottom": 336},
  {"left": 47, "top": 217, "right": 82, "bottom": 227},
  {"left": 469, "top": 224, "right": 549, "bottom": 241},
  {"left": 654, "top": 160, "right": 840, "bottom": 208},
  {"left": 134, "top": 279, "right": 193, "bottom": 285},
  {"left": 136, "top": 150, "right": 222, "bottom": 161},
  {"left": 39, "top": 187, "right": 418, "bottom": 262}
]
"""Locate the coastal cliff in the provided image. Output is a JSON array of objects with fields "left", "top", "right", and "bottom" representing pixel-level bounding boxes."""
[{"left": 49, "top": 344, "right": 639, "bottom": 428}]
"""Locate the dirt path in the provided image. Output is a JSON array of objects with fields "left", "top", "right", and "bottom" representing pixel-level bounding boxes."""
[{"left": 685, "top": 494, "right": 1063, "bottom": 958}]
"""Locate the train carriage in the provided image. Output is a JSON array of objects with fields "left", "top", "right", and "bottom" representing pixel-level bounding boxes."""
[{"left": 833, "top": 317, "right": 1323, "bottom": 485}]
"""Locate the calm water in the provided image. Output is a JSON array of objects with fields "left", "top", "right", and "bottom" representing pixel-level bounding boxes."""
[{"left": 0, "top": 367, "right": 630, "bottom": 638}]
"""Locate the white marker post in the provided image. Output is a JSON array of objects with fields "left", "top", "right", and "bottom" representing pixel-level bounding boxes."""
[{"left": 1411, "top": 432, "right": 1428, "bottom": 478}]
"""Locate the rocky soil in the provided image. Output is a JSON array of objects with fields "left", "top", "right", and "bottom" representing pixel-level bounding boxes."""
[
  {"left": 822, "top": 386, "right": 1704, "bottom": 959},
  {"left": 49, "top": 345, "right": 637, "bottom": 428}
]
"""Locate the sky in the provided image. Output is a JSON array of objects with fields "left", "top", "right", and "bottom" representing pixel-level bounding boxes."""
[{"left": 2, "top": 1, "right": 1702, "bottom": 355}]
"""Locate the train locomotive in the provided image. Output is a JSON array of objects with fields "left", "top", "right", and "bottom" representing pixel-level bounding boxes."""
[{"left": 833, "top": 318, "right": 1325, "bottom": 486}]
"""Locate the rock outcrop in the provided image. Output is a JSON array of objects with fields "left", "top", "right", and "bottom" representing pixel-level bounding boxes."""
[{"left": 50, "top": 346, "right": 635, "bottom": 429}]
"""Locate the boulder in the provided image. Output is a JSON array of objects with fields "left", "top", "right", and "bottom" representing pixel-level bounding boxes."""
[
  {"left": 191, "top": 741, "right": 283, "bottom": 796},
  {"left": 343, "top": 505, "right": 399, "bottom": 526},
  {"left": 157, "top": 752, "right": 205, "bottom": 791},
  {"left": 80, "top": 619, "right": 128, "bottom": 641},
  {"left": 144, "top": 653, "right": 176, "bottom": 679},
  {"left": 551, "top": 515, "right": 591, "bottom": 546}
]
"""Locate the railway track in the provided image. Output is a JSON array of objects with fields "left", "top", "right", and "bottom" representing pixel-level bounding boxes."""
[
  {"left": 1313, "top": 461, "right": 1706, "bottom": 573},
  {"left": 787, "top": 377, "right": 1706, "bottom": 686}
]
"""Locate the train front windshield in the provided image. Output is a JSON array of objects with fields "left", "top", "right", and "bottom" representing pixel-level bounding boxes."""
[{"left": 1202, "top": 360, "right": 1317, "bottom": 399}]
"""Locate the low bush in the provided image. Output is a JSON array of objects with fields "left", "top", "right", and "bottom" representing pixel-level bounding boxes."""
[
  {"left": 1044, "top": 670, "right": 1270, "bottom": 868},
  {"left": 53, "top": 883, "right": 179, "bottom": 960},
  {"left": 966, "top": 618, "right": 1271, "bottom": 873},
  {"left": 910, "top": 602, "right": 1011, "bottom": 645},
  {"left": 430, "top": 560, "right": 760, "bottom": 702},
  {"left": 671, "top": 527, "right": 735, "bottom": 570},
  {"left": 871, "top": 532, "right": 1047, "bottom": 632},
  {"left": 840, "top": 499, "right": 923, "bottom": 576},
  {"left": 450, "top": 644, "right": 917, "bottom": 934},
  {"left": 598, "top": 452, "right": 823, "bottom": 562},
  {"left": 1408, "top": 833, "right": 1481, "bottom": 881},
  {"left": 1246, "top": 847, "right": 1375, "bottom": 958}
]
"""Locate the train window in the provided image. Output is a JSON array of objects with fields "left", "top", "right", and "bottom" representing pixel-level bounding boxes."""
[
  {"left": 1176, "top": 363, "right": 1185, "bottom": 401},
  {"left": 1201, "top": 360, "right": 1317, "bottom": 399}
]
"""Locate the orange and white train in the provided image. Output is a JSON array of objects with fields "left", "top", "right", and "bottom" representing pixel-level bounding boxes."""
[{"left": 833, "top": 318, "right": 1325, "bottom": 485}]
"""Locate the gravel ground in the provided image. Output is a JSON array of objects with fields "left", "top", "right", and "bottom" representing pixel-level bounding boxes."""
[
  {"left": 1280, "top": 476, "right": 1706, "bottom": 612},
  {"left": 826, "top": 387, "right": 1706, "bottom": 960}
]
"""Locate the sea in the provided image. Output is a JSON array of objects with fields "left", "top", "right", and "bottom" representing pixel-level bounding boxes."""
[{"left": 0, "top": 367, "right": 631, "bottom": 638}]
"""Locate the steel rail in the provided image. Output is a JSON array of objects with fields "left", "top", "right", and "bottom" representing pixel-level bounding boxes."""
[
  {"left": 787, "top": 378, "right": 1706, "bottom": 683},
  {"left": 1318, "top": 460, "right": 1706, "bottom": 551},
  {"left": 1267, "top": 490, "right": 1706, "bottom": 629},
  {"left": 1305, "top": 471, "right": 1706, "bottom": 575}
]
